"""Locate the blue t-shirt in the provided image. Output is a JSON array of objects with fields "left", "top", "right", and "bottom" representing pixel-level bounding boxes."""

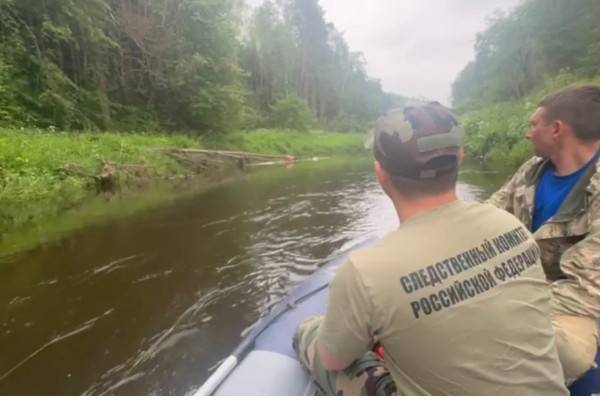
[{"left": 532, "top": 152, "right": 599, "bottom": 231}]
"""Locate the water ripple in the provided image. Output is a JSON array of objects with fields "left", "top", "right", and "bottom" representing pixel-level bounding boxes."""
[{"left": 0, "top": 309, "right": 114, "bottom": 384}]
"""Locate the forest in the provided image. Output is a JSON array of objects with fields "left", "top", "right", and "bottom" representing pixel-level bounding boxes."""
[
  {"left": 451, "top": 0, "right": 600, "bottom": 168},
  {"left": 0, "top": 0, "right": 402, "bottom": 133}
]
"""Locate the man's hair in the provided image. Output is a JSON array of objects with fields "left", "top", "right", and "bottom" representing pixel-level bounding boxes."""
[
  {"left": 539, "top": 85, "right": 600, "bottom": 142},
  {"left": 388, "top": 160, "right": 458, "bottom": 197}
]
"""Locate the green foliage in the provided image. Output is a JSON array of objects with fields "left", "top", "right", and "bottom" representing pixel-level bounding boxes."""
[
  {"left": 453, "top": 0, "right": 600, "bottom": 170},
  {"left": 0, "top": 128, "right": 198, "bottom": 231},
  {"left": 486, "top": 139, "right": 533, "bottom": 172},
  {"left": 0, "top": 60, "right": 28, "bottom": 126},
  {"left": 0, "top": 0, "right": 399, "bottom": 134},
  {"left": 0, "top": 0, "right": 247, "bottom": 133},
  {"left": 540, "top": 69, "right": 600, "bottom": 94},
  {"left": 459, "top": 71, "right": 600, "bottom": 170},
  {"left": 452, "top": 0, "right": 600, "bottom": 110},
  {"left": 460, "top": 100, "right": 533, "bottom": 161},
  {"left": 269, "top": 96, "right": 313, "bottom": 131}
]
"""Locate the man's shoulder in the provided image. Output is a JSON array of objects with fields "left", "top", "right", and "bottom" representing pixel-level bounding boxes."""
[
  {"left": 348, "top": 201, "right": 526, "bottom": 271},
  {"left": 510, "top": 156, "right": 545, "bottom": 183},
  {"left": 346, "top": 229, "right": 417, "bottom": 277},
  {"left": 445, "top": 201, "right": 530, "bottom": 239},
  {"left": 347, "top": 233, "right": 398, "bottom": 271},
  {"left": 474, "top": 199, "right": 527, "bottom": 221}
]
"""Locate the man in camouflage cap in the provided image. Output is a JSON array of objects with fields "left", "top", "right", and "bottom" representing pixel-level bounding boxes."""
[
  {"left": 488, "top": 85, "right": 600, "bottom": 384},
  {"left": 293, "top": 102, "right": 567, "bottom": 395}
]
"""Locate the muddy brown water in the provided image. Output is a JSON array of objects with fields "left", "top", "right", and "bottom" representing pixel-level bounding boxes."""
[{"left": 0, "top": 158, "right": 508, "bottom": 395}]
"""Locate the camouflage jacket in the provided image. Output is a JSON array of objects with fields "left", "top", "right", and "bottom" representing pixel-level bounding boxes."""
[{"left": 488, "top": 156, "right": 600, "bottom": 319}]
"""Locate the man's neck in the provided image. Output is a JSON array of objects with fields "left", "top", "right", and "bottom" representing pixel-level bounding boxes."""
[
  {"left": 392, "top": 190, "right": 458, "bottom": 223},
  {"left": 550, "top": 141, "right": 600, "bottom": 176}
]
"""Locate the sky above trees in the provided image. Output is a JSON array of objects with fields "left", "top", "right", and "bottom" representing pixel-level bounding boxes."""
[{"left": 248, "top": 0, "right": 521, "bottom": 103}]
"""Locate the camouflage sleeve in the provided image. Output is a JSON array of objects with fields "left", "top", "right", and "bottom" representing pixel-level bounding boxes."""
[
  {"left": 486, "top": 172, "right": 518, "bottom": 213},
  {"left": 316, "top": 259, "right": 375, "bottom": 366},
  {"left": 551, "top": 195, "right": 600, "bottom": 319},
  {"left": 486, "top": 157, "right": 540, "bottom": 213}
]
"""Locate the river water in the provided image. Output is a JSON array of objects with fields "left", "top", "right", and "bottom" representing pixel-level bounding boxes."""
[{"left": 0, "top": 158, "right": 507, "bottom": 395}]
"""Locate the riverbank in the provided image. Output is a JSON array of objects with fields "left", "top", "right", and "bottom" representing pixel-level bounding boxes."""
[{"left": 0, "top": 128, "right": 366, "bottom": 257}]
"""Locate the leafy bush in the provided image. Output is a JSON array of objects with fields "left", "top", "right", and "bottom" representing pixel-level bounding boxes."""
[
  {"left": 269, "top": 96, "right": 313, "bottom": 131},
  {"left": 459, "top": 71, "right": 600, "bottom": 170},
  {"left": 487, "top": 139, "right": 534, "bottom": 172},
  {"left": 0, "top": 60, "right": 30, "bottom": 126}
]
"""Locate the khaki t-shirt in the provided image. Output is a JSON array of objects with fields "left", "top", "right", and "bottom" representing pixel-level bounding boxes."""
[{"left": 317, "top": 200, "right": 567, "bottom": 395}]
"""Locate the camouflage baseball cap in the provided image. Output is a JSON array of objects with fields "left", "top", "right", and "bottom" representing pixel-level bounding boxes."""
[{"left": 373, "top": 102, "right": 463, "bottom": 180}]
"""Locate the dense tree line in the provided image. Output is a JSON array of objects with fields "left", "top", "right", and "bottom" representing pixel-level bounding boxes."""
[
  {"left": 241, "top": 0, "right": 402, "bottom": 132},
  {"left": 452, "top": 0, "right": 600, "bottom": 111},
  {"left": 0, "top": 0, "right": 399, "bottom": 133}
]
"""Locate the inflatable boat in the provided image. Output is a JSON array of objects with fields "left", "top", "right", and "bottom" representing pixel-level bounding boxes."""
[{"left": 196, "top": 237, "right": 600, "bottom": 396}]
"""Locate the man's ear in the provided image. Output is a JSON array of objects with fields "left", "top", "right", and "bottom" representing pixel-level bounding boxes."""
[
  {"left": 457, "top": 147, "right": 465, "bottom": 166},
  {"left": 374, "top": 160, "right": 388, "bottom": 187},
  {"left": 374, "top": 160, "right": 394, "bottom": 197},
  {"left": 555, "top": 119, "right": 579, "bottom": 143},
  {"left": 552, "top": 120, "right": 565, "bottom": 140}
]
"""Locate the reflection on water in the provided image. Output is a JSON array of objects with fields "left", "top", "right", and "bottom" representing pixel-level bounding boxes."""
[{"left": 0, "top": 159, "right": 508, "bottom": 395}]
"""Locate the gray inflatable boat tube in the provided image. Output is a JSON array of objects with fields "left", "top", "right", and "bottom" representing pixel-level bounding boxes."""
[{"left": 195, "top": 237, "right": 378, "bottom": 396}]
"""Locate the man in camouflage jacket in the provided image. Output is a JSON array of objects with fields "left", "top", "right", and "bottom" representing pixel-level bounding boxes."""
[{"left": 488, "top": 85, "right": 600, "bottom": 384}]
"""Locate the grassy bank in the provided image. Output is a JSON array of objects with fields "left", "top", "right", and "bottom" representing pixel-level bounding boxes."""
[
  {"left": 460, "top": 70, "right": 600, "bottom": 171},
  {"left": 0, "top": 130, "right": 198, "bottom": 234},
  {"left": 204, "top": 129, "right": 367, "bottom": 156},
  {"left": 0, "top": 128, "right": 366, "bottom": 253}
]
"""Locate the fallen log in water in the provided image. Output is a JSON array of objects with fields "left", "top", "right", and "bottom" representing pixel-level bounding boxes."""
[
  {"left": 165, "top": 148, "right": 295, "bottom": 170},
  {"left": 165, "top": 148, "right": 330, "bottom": 171},
  {"left": 168, "top": 148, "right": 292, "bottom": 160},
  {"left": 246, "top": 156, "right": 328, "bottom": 167}
]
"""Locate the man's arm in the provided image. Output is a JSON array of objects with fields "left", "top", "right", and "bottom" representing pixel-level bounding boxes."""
[
  {"left": 295, "top": 259, "right": 375, "bottom": 372},
  {"left": 316, "top": 259, "right": 375, "bottom": 369},
  {"left": 487, "top": 173, "right": 517, "bottom": 212},
  {"left": 551, "top": 195, "right": 600, "bottom": 318}
]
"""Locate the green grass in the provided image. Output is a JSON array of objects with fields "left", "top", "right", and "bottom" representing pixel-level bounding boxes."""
[
  {"left": 0, "top": 129, "right": 199, "bottom": 233},
  {"left": 205, "top": 129, "right": 367, "bottom": 157},
  {"left": 0, "top": 128, "right": 367, "bottom": 257}
]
